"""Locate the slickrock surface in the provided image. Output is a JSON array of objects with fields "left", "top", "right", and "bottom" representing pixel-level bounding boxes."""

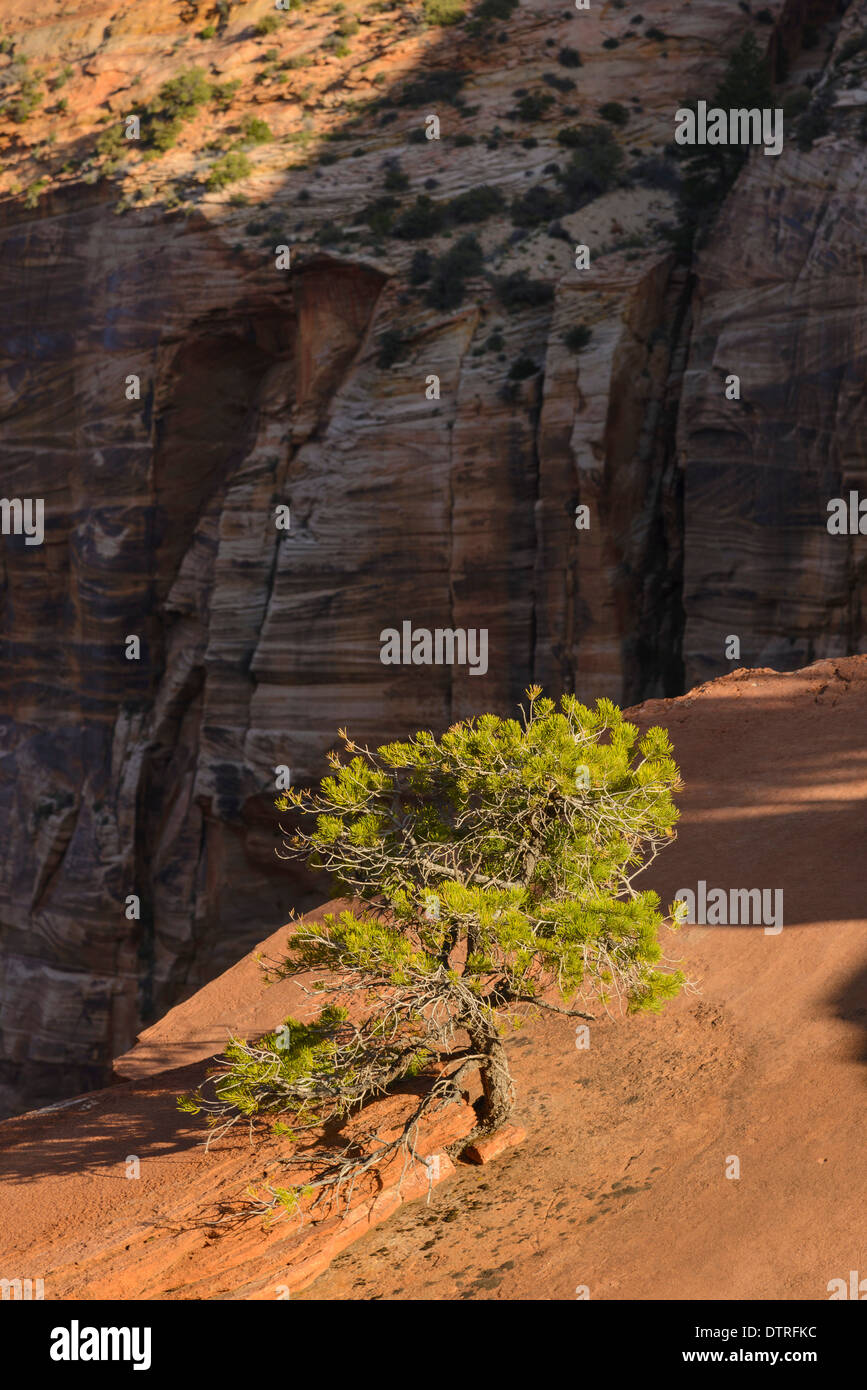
[
  {"left": 0, "top": 658, "right": 864, "bottom": 1299},
  {"left": 1, "top": 0, "right": 865, "bottom": 1114}
]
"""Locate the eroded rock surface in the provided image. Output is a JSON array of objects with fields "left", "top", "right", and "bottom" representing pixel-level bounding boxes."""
[{"left": 0, "top": 0, "right": 863, "bottom": 1112}]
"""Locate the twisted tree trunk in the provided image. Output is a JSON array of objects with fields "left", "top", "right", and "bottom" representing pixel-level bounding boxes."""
[{"left": 466, "top": 1026, "right": 513, "bottom": 1133}]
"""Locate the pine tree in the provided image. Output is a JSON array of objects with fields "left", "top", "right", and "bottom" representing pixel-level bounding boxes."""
[
  {"left": 673, "top": 30, "right": 774, "bottom": 253},
  {"left": 180, "top": 690, "right": 685, "bottom": 1216}
]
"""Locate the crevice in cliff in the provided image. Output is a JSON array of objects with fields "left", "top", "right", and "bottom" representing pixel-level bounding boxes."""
[
  {"left": 133, "top": 657, "right": 206, "bottom": 1026},
  {"left": 527, "top": 369, "right": 545, "bottom": 695},
  {"left": 623, "top": 267, "right": 692, "bottom": 705}
]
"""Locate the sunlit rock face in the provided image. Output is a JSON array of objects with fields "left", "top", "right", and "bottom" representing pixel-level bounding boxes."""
[{"left": 0, "top": 0, "right": 860, "bottom": 1113}]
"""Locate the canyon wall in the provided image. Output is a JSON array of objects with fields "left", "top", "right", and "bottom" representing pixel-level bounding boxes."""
[{"left": 0, "top": 0, "right": 861, "bottom": 1113}]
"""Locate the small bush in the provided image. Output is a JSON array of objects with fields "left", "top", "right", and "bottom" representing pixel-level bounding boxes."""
[
  {"left": 511, "top": 91, "right": 554, "bottom": 121},
  {"left": 508, "top": 354, "right": 538, "bottom": 379},
  {"left": 543, "top": 72, "right": 576, "bottom": 93},
  {"left": 563, "top": 323, "right": 592, "bottom": 352},
  {"left": 255, "top": 14, "right": 281, "bottom": 36},
  {"left": 377, "top": 328, "right": 407, "bottom": 367},
  {"left": 447, "top": 183, "right": 505, "bottom": 223},
  {"left": 361, "top": 194, "right": 398, "bottom": 236},
  {"left": 393, "top": 193, "right": 446, "bottom": 238},
  {"left": 159, "top": 67, "right": 212, "bottom": 116},
  {"left": 425, "top": 234, "right": 484, "bottom": 310},
  {"left": 212, "top": 78, "right": 241, "bottom": 108},
  {"left": 495, "top": 271, "right": 555, "bottom": 310},
  {"left": 602, "top": 37, "right": 620, "bottom": 49},
  {"left": 631, "top": 156, "right": 679, "bottom": 193},
  {"left": 95, "top": 124, "right": 126, "bottom": 160},
  {"left": 8, "top": 76, "right": 43, "bottom": 123},
  {"left": 207, "top": 149, "right": 252, "bottom": 188},
  {"left": 510, "top": 183, "right": 566, "bottom": 227},
  {"left": 755, "top": 7, "right": 774, "bottom": 22},
  {"left": 671, "top": 31, "right": 772, "bottom": 254},
  {"left": 398, "top": 69, "right": 466, "bottom": 107},
  {"left": 556, "top": 124, "right": 624, "bottom": 205},
  {"left": 599, "top": 101, "right": 629, "bottom": 125},
  {"left": 467, "top": 0, "right": 518, "bottom": 32},
  {"left": 392, "top": 184, "right": 506, "bottom": 239},
  {"left": 241, "top": 116, "right": 273, "bottom": 144},
  {"left": 558, "top": 46, "right": 582, "bottom": 67},
  {"left": 24, "top": 177, "right": 48, "bottom": 210},
  {"left": 139, "top": 67, "right": 213, "bottom": 151},
  {"left": 199, "top": 23, "right": 217, "bottom": 39},
  {"left": 383, "top": 162, "right": 409, "bottom": 191},
  {"left": 409, "top": 248, "right": 433, "bottom": 283},
  {"left": 645, "top": 26, "right": 666, "bottom": 41},
  {"left": 423, "top": 0, "right": 466, "bottom": 24}
]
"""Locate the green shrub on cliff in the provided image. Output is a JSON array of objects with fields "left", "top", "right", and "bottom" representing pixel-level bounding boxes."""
[
  {"left": 7, "top": 73, "right": 43, "bottom": 123},
  {"left": 24, "top": 176, "right": 48, "bottom": 209},
  {"left": 554, "top": 123, "right": 624, "bottom": 206},
  {"left": 423, "top": 0, "right": 466, "bottom": 25},
  {"left": 240, "top": 115, "right": 273, "bottom": 145},
  {"left": 564, "top": 323, "right": 593, "bottom": 352},
  {"left": 180, "top": 691, "right": 685, "bottom": 1217},
  {"left": 138, "top": 67, "right": 213, "bottom": 152},
  {"left": 466, "top": 0, "right": 518, "bottom": 34},
  {"left": 494, "top": 270, "right": 555, "bottom": 310},
  {"left": 397, "top": 68, "right": 466, "bottom": 107},
  {"left": 95, "top": 124, "right": 126, "bottom": 162},
  {"left": 511, "top": 91, "right": 554, "bottom": 121},
  {"left": 446, "top": 183, "right": 506, "bottom": 223},
  {"left": 393, "top": 193, "right": 446, "bottom": 238},
  {"left": 599, "top": 100, "right": 629, "bottom": 126},
  {"left": 510, "top": 182, "right": 567, "bottom": 227},
  {"left": 424, "top": 233, "right": 484, "bottom": 309},
  {"left": 671, "top": 30, "right": 772, "bottom": 253},
  {"left": 206, "top": 149, "right": 252, "bottom": 188}
]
